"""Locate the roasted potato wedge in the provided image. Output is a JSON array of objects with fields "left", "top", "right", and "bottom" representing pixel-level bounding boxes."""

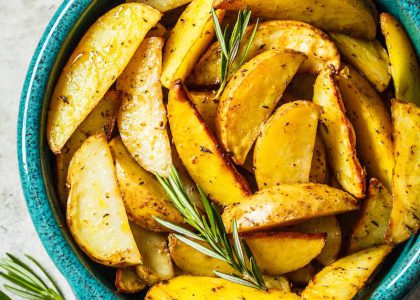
[
  {"left": 214, "top": 0, "right": 377, "bottom": 39},
  {"left": 168, "top": 80, "right": 251, "bottom": 205},
  {"left": 263, "top": 275, "right": 291, "bottom": 292},
  {"left": 56, "top": 90, "right": 120, "bottom": 205},
  {"left": 189, "top": 90, "right": 218, "bottom": 133},
  {"left": 115, "top": 267, "right": 147, "bottom": 294},
  {"left": 313, "top": 68, "right": 366, "bottom": 198},
  {"left": 286, "top": 263, "right": 318, "bottom": 285},
  {"left": 130, "top": 223, "right": 174, "bottom": 284},
  {"left": 146, "top": 276, "right": 300, "bottom": 299},
  {"left": 217, "top": 50, "right": 307, "bottom": 165},
  {"left": 66, "top": 134, "right": 141, "bottom": 266},
  {"left": 222, "top": 183, "right": 358, "bottom": 233},
  {"left": 254, "top": 101, "right": 319, "bottom": 188},
  {"left": 330, "top": 33, "right": 391, "bottom": 92},
  {"left": 160, "top": 0, "right": 224, "bottom": 88},
  {"left": 288, "top": 217, "right": 342, "bottom": 266},
  {"left": 348, "top": 179, "right": 392, "bottom": 254},
  {"left": 117, "top": 36, "right": 172, "bottom": 176},
  {"left": 127, "top": 0, "right": 191, "bottom": 12},
  {"left": 338, "top": 65, "right": 394, "bottom": 191},
  {"left": 195, "top": 20, "right": 339, "bottom": 86},
  {"left": 380, "top": 13, "right": 420, "bottom": 106},
  {"left": 47, "top": 4, "right": 162, "bottom": 153},
  {"left": 169, "top": 232, "right": 326, "bottom": 275},
  {"left": 109, "top": 137, "right": 185, "bottom": 231},
  {"left": 387, "top": 100, "right": 420, "bottom": 244},
  {"left": 301, "top": 245, "right": 392, "bottom": 300},
  {"left": 309, "top": 136, "right": 328, "bottom": 184}
]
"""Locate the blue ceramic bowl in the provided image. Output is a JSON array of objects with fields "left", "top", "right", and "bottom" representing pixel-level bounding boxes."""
[{"left": 17, "top": 0, "right": 420, "bottom": 299}]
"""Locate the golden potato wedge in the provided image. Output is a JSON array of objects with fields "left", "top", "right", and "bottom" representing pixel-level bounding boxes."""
[
  {"left": 387, "top": 100, "right": 420, "bottom": 244},
  {"left": 126, "top": 0, "right": 191, "bottom": 12},
  {"left": 263, "top": 275, "right": 291, "bottom": 292},
  {"left": 313, "top": 68, "right": 366, "bottom": 198},
  {"left": 330, "top": 33, "right": 390, "bottom": 92},
  {"left": 189, "top": 90, "right": 218, "bottom": 133},
  {"left": 287, "top": 217, "right": 342, "bottom": 266},
  {"left": 254, "top": 101, "right": 319, "bottom": 188},
  {"left": 222, "top": 183, "right": 358, "bottom": 233},
  {"left": 214, "top": 0, "right": 377, "bottom": 39},
  {"left": 47, "top": 4, "right": 162, "bottom": 153},
  {"left": 56, "top": 90, "right": 120, "bottom": 205},
  {"left": 286, "top": 263, "right": 318, "bottom": 285},
  {"left": 168, "top": 80, "right": 251, "bottom": 205},
  {"left": 338, "top": 65, "right": 394, "bottom": 191},
  {"left": 117, "top": 36, "right": 171, "bottom": 176},
  {"left": 169, "top": 232, "right": 325, "bottom": 275},
  {"left": 348, "top": 179, "right": 392, "bottom": 254},
  {"left": 146, "top": 276, "right": 300, "bottom": 299},
  {"left": 109, "top": 137, "right": 185, "bottom": 231},
  {"left": 115, "top": 267, "right": 147, "bottom": 294},
  {"left": 309, "top": 136, "right": 328, "bottom": 184},
  {"left": 301, "top": 245, "right": 392, "bottom": 300},
  {"left": 130, "top": 223, "right": 174, "bottom": 284},
  {"left": 66, "top": 134, "right": 141, "bottom": 266},
  {"left": 380, "top": 13, "right": 420, "bottom": 106},
  {"left": 160, "top": 0, "right": 224, "bottom": 88},
  {"left": 217, "top": 50, "right": 307, "bottom": 165},
  {"left": 195, "top": 20, "right": 340, "bottom": 86}
]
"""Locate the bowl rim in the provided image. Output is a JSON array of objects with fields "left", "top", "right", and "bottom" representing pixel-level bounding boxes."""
[{"left": 17, "top": 0, "right": 420, "bottom": 299}]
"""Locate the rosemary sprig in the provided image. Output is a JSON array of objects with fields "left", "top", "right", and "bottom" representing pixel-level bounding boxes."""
[
  {"left": 211, "top": 7, "right": 259, "bottom": 98},
  {"left": 0, "top": 253, "right": 65, "bottom": 300},
  {"left": 155, "top": 166, "right": 267, "bottom": 290}
]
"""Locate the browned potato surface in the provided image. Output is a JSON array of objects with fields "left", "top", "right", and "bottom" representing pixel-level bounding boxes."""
[
  {"left": 222, "top": 183, "right": 358, "bottom": 233},
  {"left": 47, "top": 4, "right": 161, "bottom": 153},
  {"left": 168, "top": 80, "right": 251, "bottom": 205}
]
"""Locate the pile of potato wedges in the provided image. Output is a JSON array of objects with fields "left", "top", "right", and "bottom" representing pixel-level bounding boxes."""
[{"left": 46, "top": 0, "right": 419, "bottom": 298}]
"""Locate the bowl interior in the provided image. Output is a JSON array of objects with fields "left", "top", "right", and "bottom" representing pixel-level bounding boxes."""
[{"left": 19, "top": 0, "right": 419, "bottom": 299}]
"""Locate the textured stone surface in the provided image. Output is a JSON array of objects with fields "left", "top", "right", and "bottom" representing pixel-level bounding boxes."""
[{"left": 0, "top": 1, "right": 74, "bottom": 299}]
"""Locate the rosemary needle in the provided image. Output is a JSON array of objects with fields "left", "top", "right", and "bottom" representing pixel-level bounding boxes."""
[
  {"left": 155, "top": 166, "right": 267, "bottom": 290},
  {"left": 0, "top": 253, "right": 65, "bottom": 300},
  {"left": 211, "top": 7, "right": 259, "bottom": 98}
]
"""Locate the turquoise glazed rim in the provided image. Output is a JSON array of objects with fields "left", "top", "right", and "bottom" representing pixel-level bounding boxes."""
[{"left": 17, "top": 0, "right": 419, "bottom": 299}]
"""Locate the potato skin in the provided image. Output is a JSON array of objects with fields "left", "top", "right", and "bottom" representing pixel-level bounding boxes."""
[
  {"left": 47, "top": 3, "right": 162, "bottom": 153},
  {"left": 117, "top": 36, "right": 172, "bottom": 176},
  {"left": 109, "top": 137, "right": 185, "bottom": 231},
  {"left": 146, "top": 276, "right": 301, "bottom": 299},
  {"left": 67, "top": 134, "right": 141, "bottom": 267},
  {"left": 309, "top": 136, "right": 328, "bottom": 184},
  {"left": 161, "top": 0, "right": 224, "bottom": 88},
  {"left": 168, "top": 80, "right": 251, "bottom": 205},
  {"left": 386, "top": 100, "right": 420, "bottom": 244},
  {"left": 214, "top": 0, "right": 377, "bottom": 39},
  {"left": 126, "top": 0, "right": 191, "bottom": 12},
  {"left": 313, "top": 68, "right": 366, "bottom": 198},
  {"left": 330, "top": 33, "right": 390, "bottom": 92},
  {"left": 301, "top": 245, "right": 392, "bottom": 300},
  {"left": 195, "top": 20, "right": 339, "bottom": 86},
  {"left": 380, "top": 13, "right": 420, "bottom": 106},
  {"left": 216, "top": 50, "right": 307, "bottom": 165},
  {"left": 338, "top": 65, "right": 394, "bottom": 191},
  {"left": 222, "top": 183, "right": 358, "bottom": 233}
]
